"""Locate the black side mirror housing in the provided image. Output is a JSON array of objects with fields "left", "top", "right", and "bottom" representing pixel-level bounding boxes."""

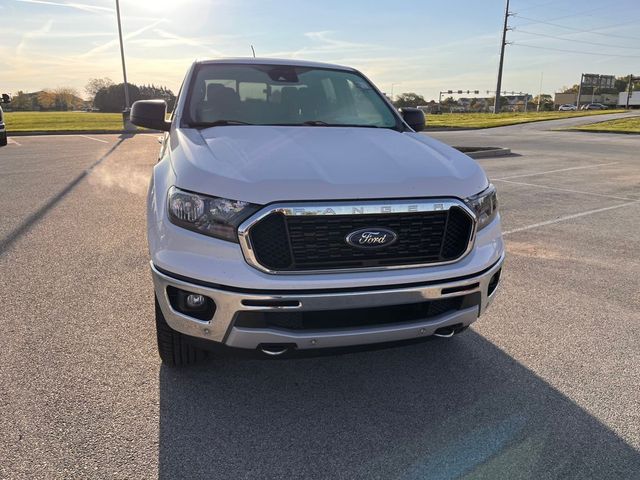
[
  {"left": 399, "top": 107, "right": 425, "bottom": 132},
  {"left": 131, "top": 100, "right": 171, "bottom": 131}
]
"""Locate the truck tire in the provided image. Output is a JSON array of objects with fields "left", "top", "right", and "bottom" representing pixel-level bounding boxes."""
[
  {"left": 0, "top": 133, "right": 7, "bottom": 146},
  {"left": 155, "top": 296, "right": 207, "bottom": 366}
]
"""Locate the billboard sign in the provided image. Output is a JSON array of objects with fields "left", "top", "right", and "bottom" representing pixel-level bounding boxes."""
[{"left": 582, "top": 74, "right": 615, "bottom": 89}]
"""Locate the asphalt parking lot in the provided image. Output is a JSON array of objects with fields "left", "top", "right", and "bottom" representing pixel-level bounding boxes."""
[{"left": 1, "top": 114, "right": 639, "bottom": 479}]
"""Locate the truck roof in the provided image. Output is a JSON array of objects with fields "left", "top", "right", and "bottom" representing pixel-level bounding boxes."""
[{"left": 195, "top": 57, "right": 355, "bottom": 71}]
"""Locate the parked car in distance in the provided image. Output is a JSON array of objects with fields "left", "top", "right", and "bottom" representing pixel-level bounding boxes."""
[
  {"left": 132, "top": 58, "right": 504, "bottom": 366},
  {"left": 582, "top": 103, "right": 607, "bottom": 110},
  {"left": 0, "top": 104, "right": 7, "bottom": 147},
  {"left": 558, "top": 104, "right": 577, "bottom": 111}
]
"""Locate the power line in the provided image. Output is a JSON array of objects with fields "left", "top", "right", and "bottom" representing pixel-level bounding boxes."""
[
  {"left": 512, "top": 43, "right": 640, "bottom": 58},
  {"left": 513, "top": 6, "right": 617, "bottom": 28},
  {"left": 515, "top": 29, "right": 640, "bottom": 50},
  {"left": 515, "top": 0, "right": 568, "bottom": 13},
  {"left": 514, "top": 14, "right": 640, "bottom": 41}
]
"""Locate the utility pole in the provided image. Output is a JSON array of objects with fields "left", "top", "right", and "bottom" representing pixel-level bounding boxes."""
[
  {"left": 493, "top": 0, "right": 511, "bottom": 114},
  {"left": 576, "top": 73, "right": 583, "bottom": 109},
  {"left": 626, "top": 74, "right": 634, "bottom": 109},
  {"left": 115, "top": 0, "right": 131, "bottom": 116}
]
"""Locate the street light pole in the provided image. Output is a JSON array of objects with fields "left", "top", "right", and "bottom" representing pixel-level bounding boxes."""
[
  {"left": 115, "top": 0, "right": 130, "bottom": 114},
  {"left": 390, "top": 83, "right": 400, "bottom": 101},
  {"left": 536, "top": 71, "right": 543, "bottom": 112}
]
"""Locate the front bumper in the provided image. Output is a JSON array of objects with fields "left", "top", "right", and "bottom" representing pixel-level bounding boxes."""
[{"left": 152, "top": 252, "right": 504, "bottom": 350}]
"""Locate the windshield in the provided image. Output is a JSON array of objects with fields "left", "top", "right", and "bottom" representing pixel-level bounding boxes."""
[{"left": 185, "top": 64, "right": 398, "bottom": 128}]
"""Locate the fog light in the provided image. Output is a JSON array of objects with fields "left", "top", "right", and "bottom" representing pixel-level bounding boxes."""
[
  {"left": 186, "top": 294, "right": 206, "bottom": 309},
  {"left": 166, "top": 286, "right": 216, "bottom": 321}
]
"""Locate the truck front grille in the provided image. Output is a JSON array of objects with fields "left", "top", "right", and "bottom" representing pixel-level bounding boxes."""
[{"left": 247, "top": 205, "right": 474, "bottom": 272}]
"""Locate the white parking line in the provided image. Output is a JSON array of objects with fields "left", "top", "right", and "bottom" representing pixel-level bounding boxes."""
[
  {"left": 503, "top": 200, "right": 640, "bottom": 236},
  {"left": 494, "top": 178, "right": 637, "bottom": 202},
  {"left": 78, "top": 135, "right": 109, "bottom": 143},
  {"left": 494, "top": 162, "right": 618, "bottom": 180},
  {"left": 7, "top": 138, "right": 21, "bottom": 146}
]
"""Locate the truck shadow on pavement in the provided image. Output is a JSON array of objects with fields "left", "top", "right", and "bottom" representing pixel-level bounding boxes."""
[
  {"left": 0, "top": 133, "right": 135, "bottom": 256},
  {"left": 158, "top": 331, "right": 640, "bottom": 480}
]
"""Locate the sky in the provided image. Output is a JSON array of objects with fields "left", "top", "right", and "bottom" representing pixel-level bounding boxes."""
[{"left": 1, "top": 0, "right": 640, "bottom": 101}]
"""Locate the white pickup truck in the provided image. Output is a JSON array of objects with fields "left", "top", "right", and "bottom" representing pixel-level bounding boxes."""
[{"left": 132, "top": 58, "right": 504, "bottom": 366}]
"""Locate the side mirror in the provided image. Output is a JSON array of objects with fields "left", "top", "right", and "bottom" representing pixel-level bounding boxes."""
[
  {"left": 399, "top": 107, "right": 425, "bottom": 132},
  {"left": 131, "top": 100, "right": 171, "bottom": 131}
]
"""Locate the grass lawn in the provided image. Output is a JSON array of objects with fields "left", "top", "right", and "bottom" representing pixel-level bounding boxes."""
[
  {"left": 4, "top": 111, "right": 124, "bottom": 132},
  {"left": 424, "top": 110, "right": 626, "bottom": 129},
  {"left": 566, "top": 116, "right": 640, "bottom": 134},
  {"left": 2, "top": 109, "right": 630, "bottom": 133}
]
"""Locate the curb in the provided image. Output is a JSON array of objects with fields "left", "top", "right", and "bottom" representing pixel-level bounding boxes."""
[
  {"left": 454, "top": 147, "right": 512, "bottom": 158},
  {"left": 423, "top": 111, "right": 630, "bottom": 131},
  {"left": 564, "top": 128, "right": 640, "bottom": 135},
  {"left": 8, "top": 129, "right": 158, "bottom": 136}
]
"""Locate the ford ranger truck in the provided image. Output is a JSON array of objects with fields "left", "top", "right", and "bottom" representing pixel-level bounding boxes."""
[{"left": 131, "top": 58, "right": 504, "bottom": 366}]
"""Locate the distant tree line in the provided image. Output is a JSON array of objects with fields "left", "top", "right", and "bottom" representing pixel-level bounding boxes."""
[
  {"left": 9, "top": 88, "right": 85, "bottom": 111},
  {"left": 392, "top": 92, "right": 427, "bottom": 108},
  {"left": 5, "top": 77, "right": 176, "bottom": 112},
  {"left": 91, "top": 77, "right": 176, "bottom": 112}
]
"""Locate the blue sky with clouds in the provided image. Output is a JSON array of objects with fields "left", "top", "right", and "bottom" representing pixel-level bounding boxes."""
[{"left": 1, "top": 0, "right": 639, "bottom": 100}]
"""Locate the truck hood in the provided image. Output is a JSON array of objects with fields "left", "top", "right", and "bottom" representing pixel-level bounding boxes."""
[{"left": 169, "top": 126, "right": 488, "bottom": 205}]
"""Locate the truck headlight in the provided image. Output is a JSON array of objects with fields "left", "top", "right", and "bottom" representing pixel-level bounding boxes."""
[
  {"left": 464, "top": 184, "right": 498, "bottom": 231},
  {"left": 167, "top": 186, "right": 260, "bottom": 242}
]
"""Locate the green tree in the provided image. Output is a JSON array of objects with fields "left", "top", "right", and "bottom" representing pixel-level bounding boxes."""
[
  {"left": 560, "top": 84, "right": 580, "bottom": 94},
  {"left": 94, "top": 83, "right": 141, "bottom": 112},
  {"left": 85, "top": 77, "right": 114, "bottom": 103},
  {"left": 37, "top": 90, "right": 56, "bottom": 110},
  {"left": 10, "top": 91, "right": 32, "bottom": 111},
  {"left": 532, "top": 94, "right": 553, "bottom": 111},
  {"left": 53, "top": 87, "right": 82, "bottom": 111},
  {"left": 93, "top": 83, "right": 176, "bottom": 112},
  {"left": 393, "top": 92, "right": 427, "bottom": 108}
]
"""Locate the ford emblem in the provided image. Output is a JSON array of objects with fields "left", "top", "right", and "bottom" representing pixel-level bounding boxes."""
[{"left": 345, "top": 228, "right": 398, "bottom": 249}]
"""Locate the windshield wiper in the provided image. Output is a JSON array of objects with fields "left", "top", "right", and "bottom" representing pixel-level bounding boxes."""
[
  {"left": 302, "top": 120, "right": 330, "bottom": 126},
  {"left": 273, "top": 121, "right": 383, "bottom": 128},
  {"left": 188, "top": 120, "right": 252, "bottom": 128}
]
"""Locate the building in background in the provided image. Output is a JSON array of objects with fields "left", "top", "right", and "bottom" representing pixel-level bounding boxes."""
[
  {"left": 554, "top": 92, "right": 619, "bottom": 108},
  {"left": 618, "top": 92, "right": 640, "bottom": 108}
]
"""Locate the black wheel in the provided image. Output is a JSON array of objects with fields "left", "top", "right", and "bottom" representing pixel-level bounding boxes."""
[
  {"left": 0, "top": 133, "right": 7, "bottom": 147},
  {"left": 155, "top": 296, "right": 207, "bottom": 366}
]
